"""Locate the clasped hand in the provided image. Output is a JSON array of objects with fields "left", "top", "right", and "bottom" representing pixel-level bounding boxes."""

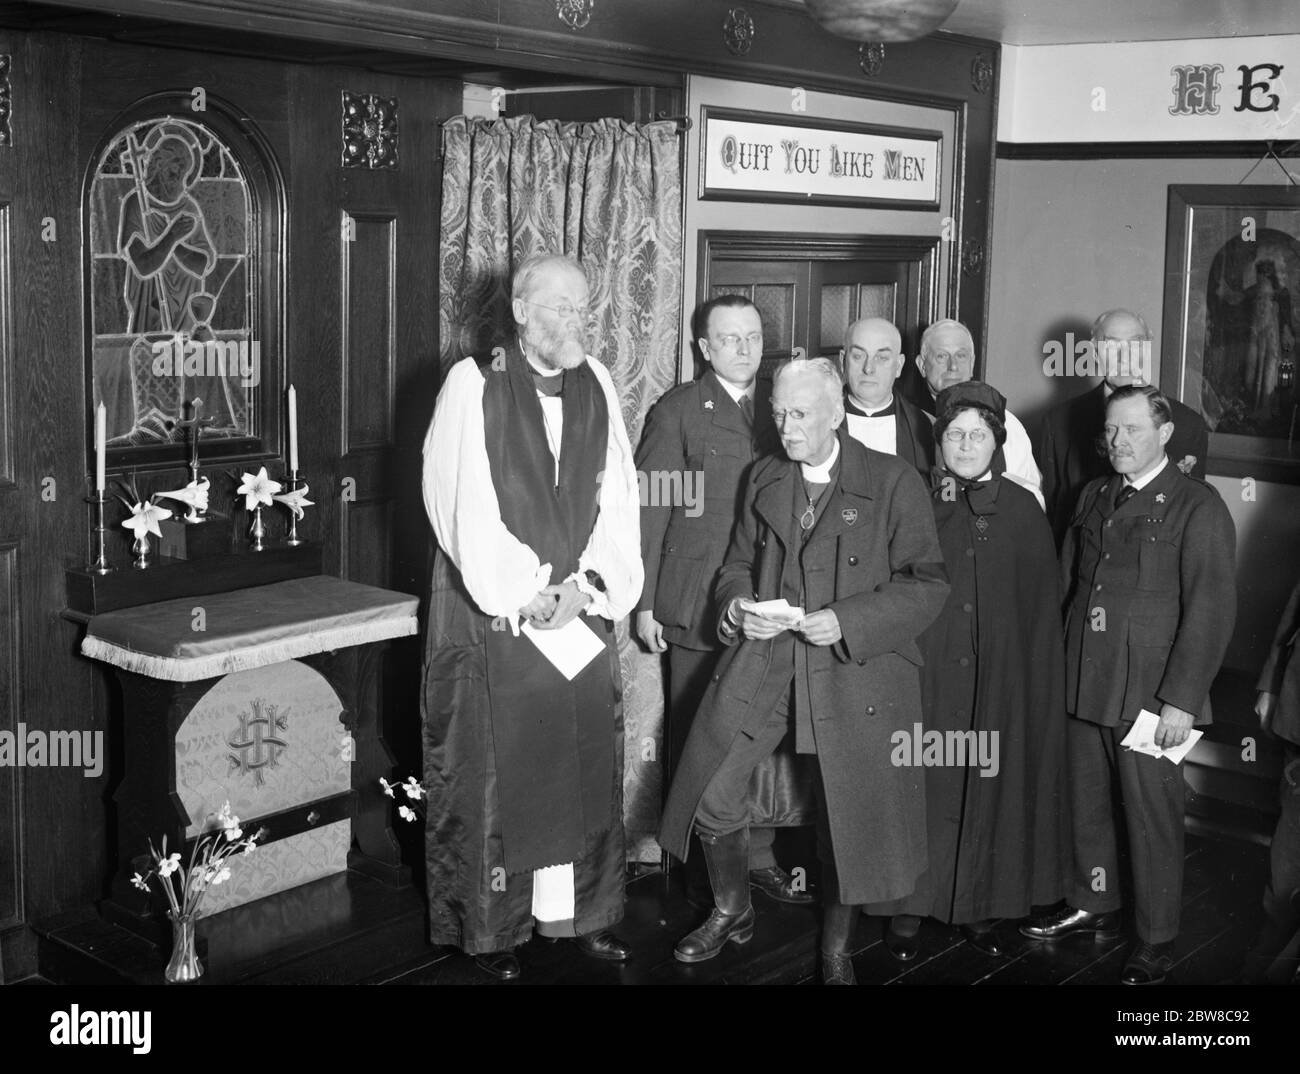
[{"left": 520, "top": 581, "right": 590, "bottom": 630}]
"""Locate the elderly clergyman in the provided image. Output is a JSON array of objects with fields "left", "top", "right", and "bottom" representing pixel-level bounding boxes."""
[
  {"left": 420, "top": 254, "right": 643, "bottom": 981},
  {"left": 908, "top": 318, "right": 1045, "bottom": 509},
  {"left": 659, "top": 357, "right": 949, "bottom": 985},
  {"left": 840, "top": 316, "right": 935, "bottom": 474}
]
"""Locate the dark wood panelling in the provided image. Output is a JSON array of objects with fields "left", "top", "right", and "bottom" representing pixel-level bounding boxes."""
[
  {"left": 341, "top": 211, "right": 396, "bottom": 454},
  {"left": 0, "top": 202, "right": 11, "bottom": 488},
  {"left": 344, "top": 498, "right": 392, "bottom": 590},
  {"left": 0, "top": 542, "right": 20, "bottom": 935},
  {"left": 0, "top": 29, "right": 102, "bottom": 981},
  {"left": 0, "top": 24, "right": 455, "bottom": 979}
]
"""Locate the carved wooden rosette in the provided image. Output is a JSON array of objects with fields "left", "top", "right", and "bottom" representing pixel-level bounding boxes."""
[{"left": 341, "top": 92, "right": 398, "bottom": 170}]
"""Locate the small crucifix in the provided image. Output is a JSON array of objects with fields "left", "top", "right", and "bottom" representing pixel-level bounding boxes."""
[{"left": 165, "top": 397, "right": 216, "bottom": 507}]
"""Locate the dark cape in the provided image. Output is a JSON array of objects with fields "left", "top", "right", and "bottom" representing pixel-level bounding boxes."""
[
  {"left": 421, "top": 344, "right": 626, "bottom": 955},
  {"left": 887, "top": 469, "right": 1071, "bottom": 923}
]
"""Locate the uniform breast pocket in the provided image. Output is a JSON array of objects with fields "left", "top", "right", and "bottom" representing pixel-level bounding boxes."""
[{"left": 1137, "top": 534, "right": 1179, "bottom": 590}]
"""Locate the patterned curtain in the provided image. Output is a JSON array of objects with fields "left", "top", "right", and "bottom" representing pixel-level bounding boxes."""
[{"left": 438, "top": 114, "right": 682, "bottom": 861}]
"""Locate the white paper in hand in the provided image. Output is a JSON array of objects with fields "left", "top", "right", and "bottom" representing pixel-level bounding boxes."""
[
  {"left": 1120, "top": 708, "right": 1203, "bottom": 765},
  {"left": 740, "top": 598, "right": 805, "bottom": 629},
  {"left": 520, "top": 616, "right": 605, "bottom": 681}
]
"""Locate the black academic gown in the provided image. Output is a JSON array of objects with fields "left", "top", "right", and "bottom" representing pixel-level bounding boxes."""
[{"left": 894, "top": 470, "right": 1071, "bottom": 923}]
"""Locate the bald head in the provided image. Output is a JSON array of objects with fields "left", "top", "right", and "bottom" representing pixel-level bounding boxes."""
[
  {"left": 843, "top": 318, "right": 905, "bottom": 410},
  {"left": 1092, "top": 307, "right": 1153, "bottom": 389},
  {"left": 510, "top": 254, "right": 591, "bottom": 371}
]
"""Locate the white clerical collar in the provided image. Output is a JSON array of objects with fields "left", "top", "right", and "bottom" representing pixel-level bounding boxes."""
[
  {"left": 714, "top": 374, "right": 753, "bottom": 406},
  {"left": 801, "top": 436, "right": 840, "bottom": 483},
  {"left": 849, "top": 394, "right": 895, "bottom": 417},
  {"left": 1125, "top": 453, "right": 1168, "bottom": 490}
]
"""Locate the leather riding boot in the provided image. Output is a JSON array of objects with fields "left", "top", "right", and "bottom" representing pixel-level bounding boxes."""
[
  {"left": 820, "top": 901, "right": 859, "bottom": 985},
  {"left": 673, "top": 827, "right": 756, "bottom": 963}
]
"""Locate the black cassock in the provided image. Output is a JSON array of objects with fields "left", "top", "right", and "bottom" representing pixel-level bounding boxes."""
[{"left": 894, "top": 471, "right": 1071, "bottom": 923}]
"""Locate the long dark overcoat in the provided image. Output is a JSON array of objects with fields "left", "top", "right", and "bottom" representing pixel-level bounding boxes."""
[
  {"left": 659, "top": 432, "right": 950, "bottom": 905},
  {"left": 890, "top": 474, "right": 1070, "bottom": 923}
]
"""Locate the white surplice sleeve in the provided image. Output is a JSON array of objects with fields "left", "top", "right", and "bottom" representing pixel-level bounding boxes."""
[
  {"left": 569, "top": 357, "right": 643, "bottom": 622},
  {"left": 1001, "top": 408, "right": 1046, "bottom": 512},
  {"left": 422, "top": 358, "right": 551, "bottom": 625}
]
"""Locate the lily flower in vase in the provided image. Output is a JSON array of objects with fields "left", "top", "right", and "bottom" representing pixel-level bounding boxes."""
[
  {"left": 121, "top": 500, "right": 173, "bottom": 540},
  {"left": 272, "top": 483, "right": 315, "bottom": 520},
  {"left": 236, "top": 466, "right": 282, "bottom": 511},
  {"left": 153, "top": 476, "right": 210, "bottom": 515}
]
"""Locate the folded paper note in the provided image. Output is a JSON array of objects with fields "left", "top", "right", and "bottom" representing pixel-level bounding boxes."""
[
  {"left": 739, "top": 598, "right": 805, "bottom": 628},
  {"left": 1120, "top": 708, "right": 1203, "bottom": 765},
  {"left": 521, "top": 616, "right": 606, "bottom": 681}
]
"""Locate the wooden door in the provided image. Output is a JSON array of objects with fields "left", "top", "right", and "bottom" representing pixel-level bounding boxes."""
[{"left": 699, "top": 231, "right": 939, "bottom": 384}]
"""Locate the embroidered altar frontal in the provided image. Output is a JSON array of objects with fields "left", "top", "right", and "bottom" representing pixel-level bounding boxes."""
[
  {"left": 176, "top": 660, "right": 350, "bottom": 915},
  {"left": 79, "top": 574, "right": 419, "bottom": 920}
]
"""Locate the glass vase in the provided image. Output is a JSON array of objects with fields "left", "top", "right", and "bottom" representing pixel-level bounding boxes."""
[{"left": 164, "top": 911, "right": 203, "bottom": 983}]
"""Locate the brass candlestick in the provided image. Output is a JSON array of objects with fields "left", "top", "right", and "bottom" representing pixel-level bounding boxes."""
[
  {"left": 86, "top": 489, "right": 113, "bottom": 574},
  {"left": 285, "top": 469, "right": 304, "bottom": 546}
]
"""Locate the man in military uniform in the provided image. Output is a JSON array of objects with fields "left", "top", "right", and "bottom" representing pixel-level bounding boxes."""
[
  {"left": 1038, "top": 308, "right": 1209, "bottom": 548},
  {"left": 637, "top": 294, "right": 812, "bottom": 905},
  {"left": 1021, "top": 385, "right": 1236, "bottom": 986}
]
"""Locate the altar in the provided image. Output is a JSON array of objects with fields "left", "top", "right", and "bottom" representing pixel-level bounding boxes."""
[{"left": 42, "top": 554, "right": 428, "bottom": 982}]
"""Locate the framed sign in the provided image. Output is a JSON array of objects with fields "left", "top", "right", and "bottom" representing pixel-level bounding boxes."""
[
  {"left": 699, "top": 107, "right": 942, "bottom": 210},
  {"left": 1161, "top": 184, "right": 1300, "bottom": 484}
]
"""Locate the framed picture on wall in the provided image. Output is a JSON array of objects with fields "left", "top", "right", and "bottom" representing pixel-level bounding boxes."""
[{"left": 1161, "top": 183, "right": 1300, "bottom": 484}]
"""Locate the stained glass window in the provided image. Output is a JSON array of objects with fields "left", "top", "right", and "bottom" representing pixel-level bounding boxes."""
[{"left": 88, "top": 115, "right": 260, "bottom": 453}]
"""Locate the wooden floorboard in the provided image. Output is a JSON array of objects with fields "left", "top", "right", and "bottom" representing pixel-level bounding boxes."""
[{"left": 30, "top": 832, "right": 1290, "bottom": 986}]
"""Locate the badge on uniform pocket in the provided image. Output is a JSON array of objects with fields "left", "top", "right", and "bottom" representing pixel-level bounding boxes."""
[{"left": 842, "top": 509, "right": 858, "bottom": 525}]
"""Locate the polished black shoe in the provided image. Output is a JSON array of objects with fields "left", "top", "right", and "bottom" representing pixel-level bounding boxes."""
[
  {"left": 674, "top": 906, "right": 756, "bottom": 963},
  {"left": 474, "top": 950, "right": 521, "bottom": 980},
  {"left": 1122, "top": 941, "right": 1175, "bottom": 985},
  {"left": 884, "top": 919, "right": 919, "bottom": 962},
  {"left": 821, "top": 950, "right": 856, "bottom": 986},
  {"left": 961, "top": 923, "right": 1006, "bottom": 957},
  {"left": 749, "top": 865, "right": 814, "bottom": 905},
  {"left": 575, "top": 929, "right": 631, "bottom": 962},
  {"left": 1019, "top": 906, "right": 1121, "bottom": 941}
]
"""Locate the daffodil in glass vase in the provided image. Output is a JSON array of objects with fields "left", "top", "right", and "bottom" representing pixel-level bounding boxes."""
[{"left": 130, "top": 801, "right": 267, "bottom": 983}]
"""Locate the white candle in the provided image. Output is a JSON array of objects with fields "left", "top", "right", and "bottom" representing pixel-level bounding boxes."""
[
  {"left": 287, "top": 384, "right": 299, "bottom": 472},
  {"left": 95, "top": 403, "right": 106, "bottom": 493}
]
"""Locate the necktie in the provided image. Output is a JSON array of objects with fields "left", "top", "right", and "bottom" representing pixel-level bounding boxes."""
[
  {"left": 739, "top": 393, "right": 754, "bottom": 427},
  {"left": 1114, "top": 483, "right": 1137, "bottom": 510}
]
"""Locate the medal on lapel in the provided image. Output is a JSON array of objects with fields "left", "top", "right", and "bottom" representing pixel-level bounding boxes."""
[{"left": 974, "top": 515, "right": 989, "bottom": 534}]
